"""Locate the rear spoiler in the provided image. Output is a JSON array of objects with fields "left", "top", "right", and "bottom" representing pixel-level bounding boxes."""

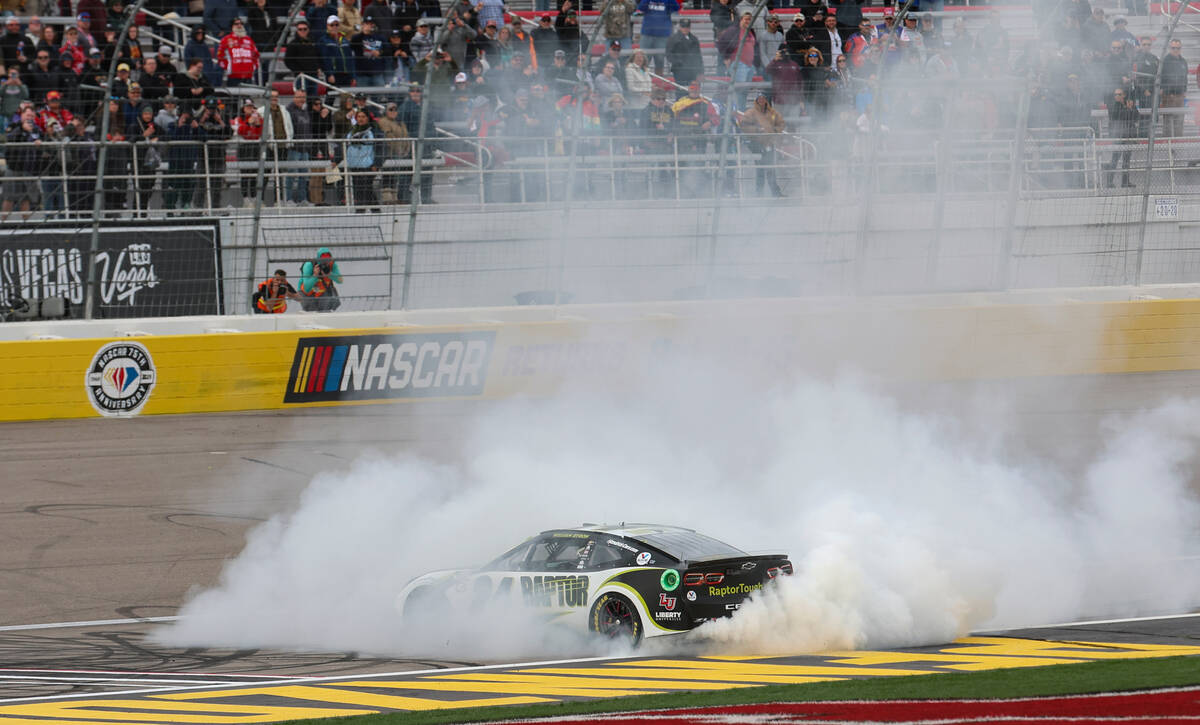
[{"left": 684, "top": 553, "right": 789, "bottom": 568}]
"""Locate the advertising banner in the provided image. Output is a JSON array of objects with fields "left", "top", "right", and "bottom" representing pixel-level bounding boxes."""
[{"left": 0, "top": 223, "right": 222, "bottom": 318}]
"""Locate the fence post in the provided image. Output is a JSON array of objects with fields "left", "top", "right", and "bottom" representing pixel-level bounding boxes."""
[
  {"left": 1134, "top": 0, "right": 1191, "bottom": 286},
  {"left": 996, "top": 78, "right": 1031, "bottom": 291},
  {"left": 85, "top": 0, "right": 149, "bottom": 320}
]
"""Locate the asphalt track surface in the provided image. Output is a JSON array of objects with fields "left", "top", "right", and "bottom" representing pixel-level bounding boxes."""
[{"left": 1, "top": 375, "right": 1199, "bottom": 710}]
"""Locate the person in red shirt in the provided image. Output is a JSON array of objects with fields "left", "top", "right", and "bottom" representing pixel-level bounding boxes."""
[
  {"left": 217, "top": 18, "right": 260, "bottom": 87},
  {"left": 59, "top": 27, "right": 86, "bottom": 73},
  {"left": 232, "top": 99, "right": 263, "bottom": 202},
  {"left": 37, "top": 90, "right": 74, "bottom": 131}
]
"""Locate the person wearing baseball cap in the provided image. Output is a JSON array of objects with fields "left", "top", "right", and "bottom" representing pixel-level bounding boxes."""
[
  {"left": 666, "top": 14, "right": 702, "bottom": 90},
  {"left": 532, "top": 13, "right": 559, "bottom": 67},
  {"left": 155, "top": 44, "right": 179, "bottom": 75}
]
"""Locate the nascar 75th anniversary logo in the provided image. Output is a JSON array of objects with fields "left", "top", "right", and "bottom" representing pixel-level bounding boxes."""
[{"left": 285, "top": 331, "right": 496, "bottom": 403}]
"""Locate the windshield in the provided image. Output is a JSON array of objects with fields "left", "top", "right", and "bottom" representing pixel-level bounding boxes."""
[{"left": 633, "top": 531, "right": 744, "bottom": 561}]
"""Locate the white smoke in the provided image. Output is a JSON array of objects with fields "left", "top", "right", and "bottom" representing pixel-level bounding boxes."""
[{"left": 156, "top": 362, "right": 1200, "bottom": 659}]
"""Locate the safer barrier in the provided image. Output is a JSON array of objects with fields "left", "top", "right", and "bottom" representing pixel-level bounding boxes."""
[{"left": 4, "top": 297, "right": 1200, "bottom": 422}]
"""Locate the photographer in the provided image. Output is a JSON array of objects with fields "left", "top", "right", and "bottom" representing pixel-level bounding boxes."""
[
  {"left": 252, "top": 269, "right": 300, "bottom": 313},
  {"left": 298, "top": 248, "right": 343, "bottom": 312}
]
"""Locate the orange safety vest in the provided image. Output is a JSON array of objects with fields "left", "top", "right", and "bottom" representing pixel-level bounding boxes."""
[{"left": 255, "top": 279, "right": 288, "bottom": 313}]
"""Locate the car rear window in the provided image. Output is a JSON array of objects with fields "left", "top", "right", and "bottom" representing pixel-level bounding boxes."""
[{"left": 634, "top": 531, "right": 744, "bottom": 561}]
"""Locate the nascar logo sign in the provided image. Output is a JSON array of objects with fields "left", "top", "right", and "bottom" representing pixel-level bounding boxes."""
[
  {"left": 85, "top": 342, "right": 157, "bottom": 417},
  {"left": 285, "top": 331, "right": 495, "bottom": 403}
]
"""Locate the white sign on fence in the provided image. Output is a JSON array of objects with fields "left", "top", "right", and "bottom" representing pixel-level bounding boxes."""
[{"left": 1155, "top": 197, "right": 1180, "bottom": 220}]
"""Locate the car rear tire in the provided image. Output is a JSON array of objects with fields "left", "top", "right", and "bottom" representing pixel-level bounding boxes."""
[{"left": 590, "top": 592, "right": 643, "bottom": 648}]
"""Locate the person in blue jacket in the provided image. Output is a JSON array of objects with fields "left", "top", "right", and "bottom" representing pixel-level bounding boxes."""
[
  {"left": 320, "top": 16, "right": 357, "bottom": 86},
  {"left": 299, "top": 247, "right": 344, "bottom": 312},
  {"left": 204, "top": 0, "right": 240, "bottom": 38},
  {"left": 637, "top": 0, "right": 679, "bottom": 74}
]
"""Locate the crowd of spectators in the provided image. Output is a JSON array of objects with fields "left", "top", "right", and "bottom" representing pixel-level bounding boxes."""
[{"left": 0, "top": 0, "right": 1195, "bottom": 216}]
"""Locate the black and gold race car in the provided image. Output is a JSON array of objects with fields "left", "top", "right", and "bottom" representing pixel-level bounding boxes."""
[{"left": 397, "top": 523, "right": 792, "bottom": 646}]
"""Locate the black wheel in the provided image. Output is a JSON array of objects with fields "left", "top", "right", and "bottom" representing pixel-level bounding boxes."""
[{"left": 589, "top": 592, "right": 643, "bottom": 648}]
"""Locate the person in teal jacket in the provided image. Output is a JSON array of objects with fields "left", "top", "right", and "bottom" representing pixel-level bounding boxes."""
[{"left": 298, "top": 247, "right": 344, "bottom": 312}]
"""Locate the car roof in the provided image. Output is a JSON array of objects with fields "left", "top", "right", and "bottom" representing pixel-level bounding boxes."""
[{"left": 541, "top": 523, "right": 698, "bottom": 538}]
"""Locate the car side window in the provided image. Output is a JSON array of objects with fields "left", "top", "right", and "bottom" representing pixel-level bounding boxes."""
[
  {"left": 526, "top": 534, "right": 593, "bottom": 571},
  {"left": 582, "top": 537, "right": 641, "bottom": 570},
  {"left": 485, "top": 541, "right": 533, "bottom": 571}
]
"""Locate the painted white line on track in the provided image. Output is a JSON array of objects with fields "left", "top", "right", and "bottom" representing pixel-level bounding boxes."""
[
  {"left": 0, "top": 616, "right": 179, "bottom": 632},
  {"left": 0, "top": 654, "right": 639, "bottom": 704},
  {"left": 0, "top": 675, "right": 253, "bottom": 685},
  {"left": 982, "top": 610, "right": 1200, "bottom": 632},
  {"left": 0, "top": 668, "right": 308, "bottom": 679}
]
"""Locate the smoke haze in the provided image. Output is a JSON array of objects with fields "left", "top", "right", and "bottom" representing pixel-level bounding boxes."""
[{"left": 156, "top": 347, "right": 1200, "bottom": 659}]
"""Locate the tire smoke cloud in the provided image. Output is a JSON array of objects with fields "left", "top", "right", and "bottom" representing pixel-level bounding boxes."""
[{"left": 157, "top": 358, "right": 1200, "bottom": 659}]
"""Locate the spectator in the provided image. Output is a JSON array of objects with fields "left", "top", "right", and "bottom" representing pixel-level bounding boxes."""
[
  {"left": 800, "top": 46, "right": 831, "bottom": 115},
  {"left": 128, "top": 104, "right": 162, "bottom": 213},
  {"left": 321, "top": 15, "right": 357, "bottom": 85},
  {"left": 444, "top": 10, "right": 479, "bottom": 67},
  {"left": 509, "top": 19, "right": 535, "bottom": 66},
  {"left": 447, "top": 71, "right": 472, "bottom": 118},
  {"left": 175, "top": 58, "right": 214, "bottom": 113},
  {"left": 738, "top": 91, "right": 784, "bottom": 196},
  {"left": 283, "top": 89, "right": 314, "bottom": 204},
  {"left": 196, "top": 96, "right": 230, "bottom": 207},
  {"left": 364, "top": 0, "right": 395, "bottom": 36},
  {"left": 1, "top": 67, "right": 29, "bottom": 120},
  {"left": 0, "top": 16, "right": 26, "bottom": 70},
  {"left": 65, "top": 117, "right": 97, "bottom": 214},
  {"left": 36, "top": 24, "right": 59, "bottom": 59},
  {"left": 252, "top": 270, "right": 300, "bottom": 313},
  {"left": 116, "top": 25, "right": 148, "bottom": 70},
  {"left": 785, "top": 12, "right": 812, "bottom": 64},
  {"left": 667, "top": 18, "right": 703, "bottom": 91},
  {"left": 624, "top": 49, "right": 651, "bottom": 110},
  {"left": 155, "top": 95, "right": 180, "bottom": 130},
  {"left": 155, "top": 46, "right": 179, "bottom": 76},
  {"left": 185, "top": 27, "right": 222, "bottom": 87},
  {"left": 710, "top": 0, "right": 737, "bottom": 39},
  {"left": 60, "top": 27, "right": 86, "bottom": 73},
  {"left": 544, "top": 48, "right": 574, "bottom": 92},
  {"left": 397, "top": 83, "right": 432, "bottom": 201},
  {"left": 591, "top": 39, "right": 623, "bottom": 76},
  {"left": 475, "top": 0, "right": 506, "bottom": 33},
  {"left": 1104, "top": 87, "right": 1139, "bottom": 188},
  {"left": 102, "top": 98, "right": 131, "bottom": 213},
  {"left": 843, "top": 18, "right": 873, "bottom": 69},
  {"left": 112, "top": 63, "right": 133, "bottom": 97},
  {"left": 758, "top": 14, "right": 785, "bottom": 67},
  {"left": 40, "top": 119, "right": 68, "bottom": 218},
  {"left": 594, "top": 59, "right": 625, "bottom": 100},
  {"left": 3, "top": 109, "right": 41, "bottom": 220},
  {"left": 375, "top": 100, "right": 411, "bottom": 203},
  {"left": 352, "top": 18, "right": 389, "bottom": 86},
  {"left": 339, "top": 0, "right": 364, "bottom": 33},
  {"left": 1110, "top": 16, "right": 1135, "bottom": 47},
  {"left": 139, "top": 57, "right": 171, "bottom": 101},
  {"left": 74, "top": 1, "right": 105, "bottom": 40},
  {"left": 412, "top": 47, "right": 459, "bottom": 114},
  {"left": 601, "top": 0, "right": 636, "bottom": 50},
  {"left": 205, "top": 0, "right": 240, "bottom": 38},
  {"left": 638, "top": 0, "right": 678, "bottom": 75},
  {"left": 37, "top": 89, "right": 72, "bottom": 131},
  {"left": 717, "top": 13, "right": 759, "bottom": 109},
  {"left": 812, "top": 10, "right": 841, "bottom": 67},
  {"left": 298, "top": 247, "right": 343, "bottom": 311},
  {"left": 307, "top": 0, "right": 338, "bottom": 41},
  {"left": 766, "top": 47, "right": 802, "bottom": 117},
  {"left": 1162, "top": 38, "right": 1187, "bottom": 138},
  {"left": 641, "top": 87, "right": 673, "bottom": 188},
  {"left": 387, "top": 28, "right": 411, "bottom": 85},
  {"left": 1130, "top": 36, "right": 1157, "bottom": 109},
  {"left": 1104, "top": 38, "right": 1132, "bottom": 98},
  {"left": 218, "top": 18, "right": 260, "bottom": 87},
  {"left": 1082, "top": 7, "right": 1110, "bottom": 55},
  {"left": 492, "top": 51, "right": 532, "bottom": 103},
  {"left": 286, "top": 20, "right": 322, "bottom": 92},
  {"left": 309, "top": 95, "right": 334, "bottom": 203},
  {"left": 531, "top": 14, "right": 557, "bottom": 66},
  {"left": 73, "top": 12, "right": 97, "bottom": 53},
  {"left": 26, "top": 47, "right": 59, "bottom": 104},
  {"left": 409, "top": 17, "right": 436, "bottom": 63},
  {"left": 831, "top": 0, "right": 864, "bottom": 42},
  {"left": 465, "top": 55, "right": 491, "bottom": 94},
  {"left": 230, "top": 100, "right": 263, "bottom": 203},
  {"left": 163, "top": 108, "right": 200, "bottom": 212},
  {"left": 260, "top": 88, "right": 294, "bottom": 163},
  {"left": 344, "top": 107, "right": 377, "bottom": 207},
  {"left": 555, "top": 9, "right": 582, "bottom": 57}
]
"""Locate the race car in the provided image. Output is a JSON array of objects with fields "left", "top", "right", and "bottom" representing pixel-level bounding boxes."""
[{"left": 397, "top": 523, "right": 792, "bottom": 647}]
